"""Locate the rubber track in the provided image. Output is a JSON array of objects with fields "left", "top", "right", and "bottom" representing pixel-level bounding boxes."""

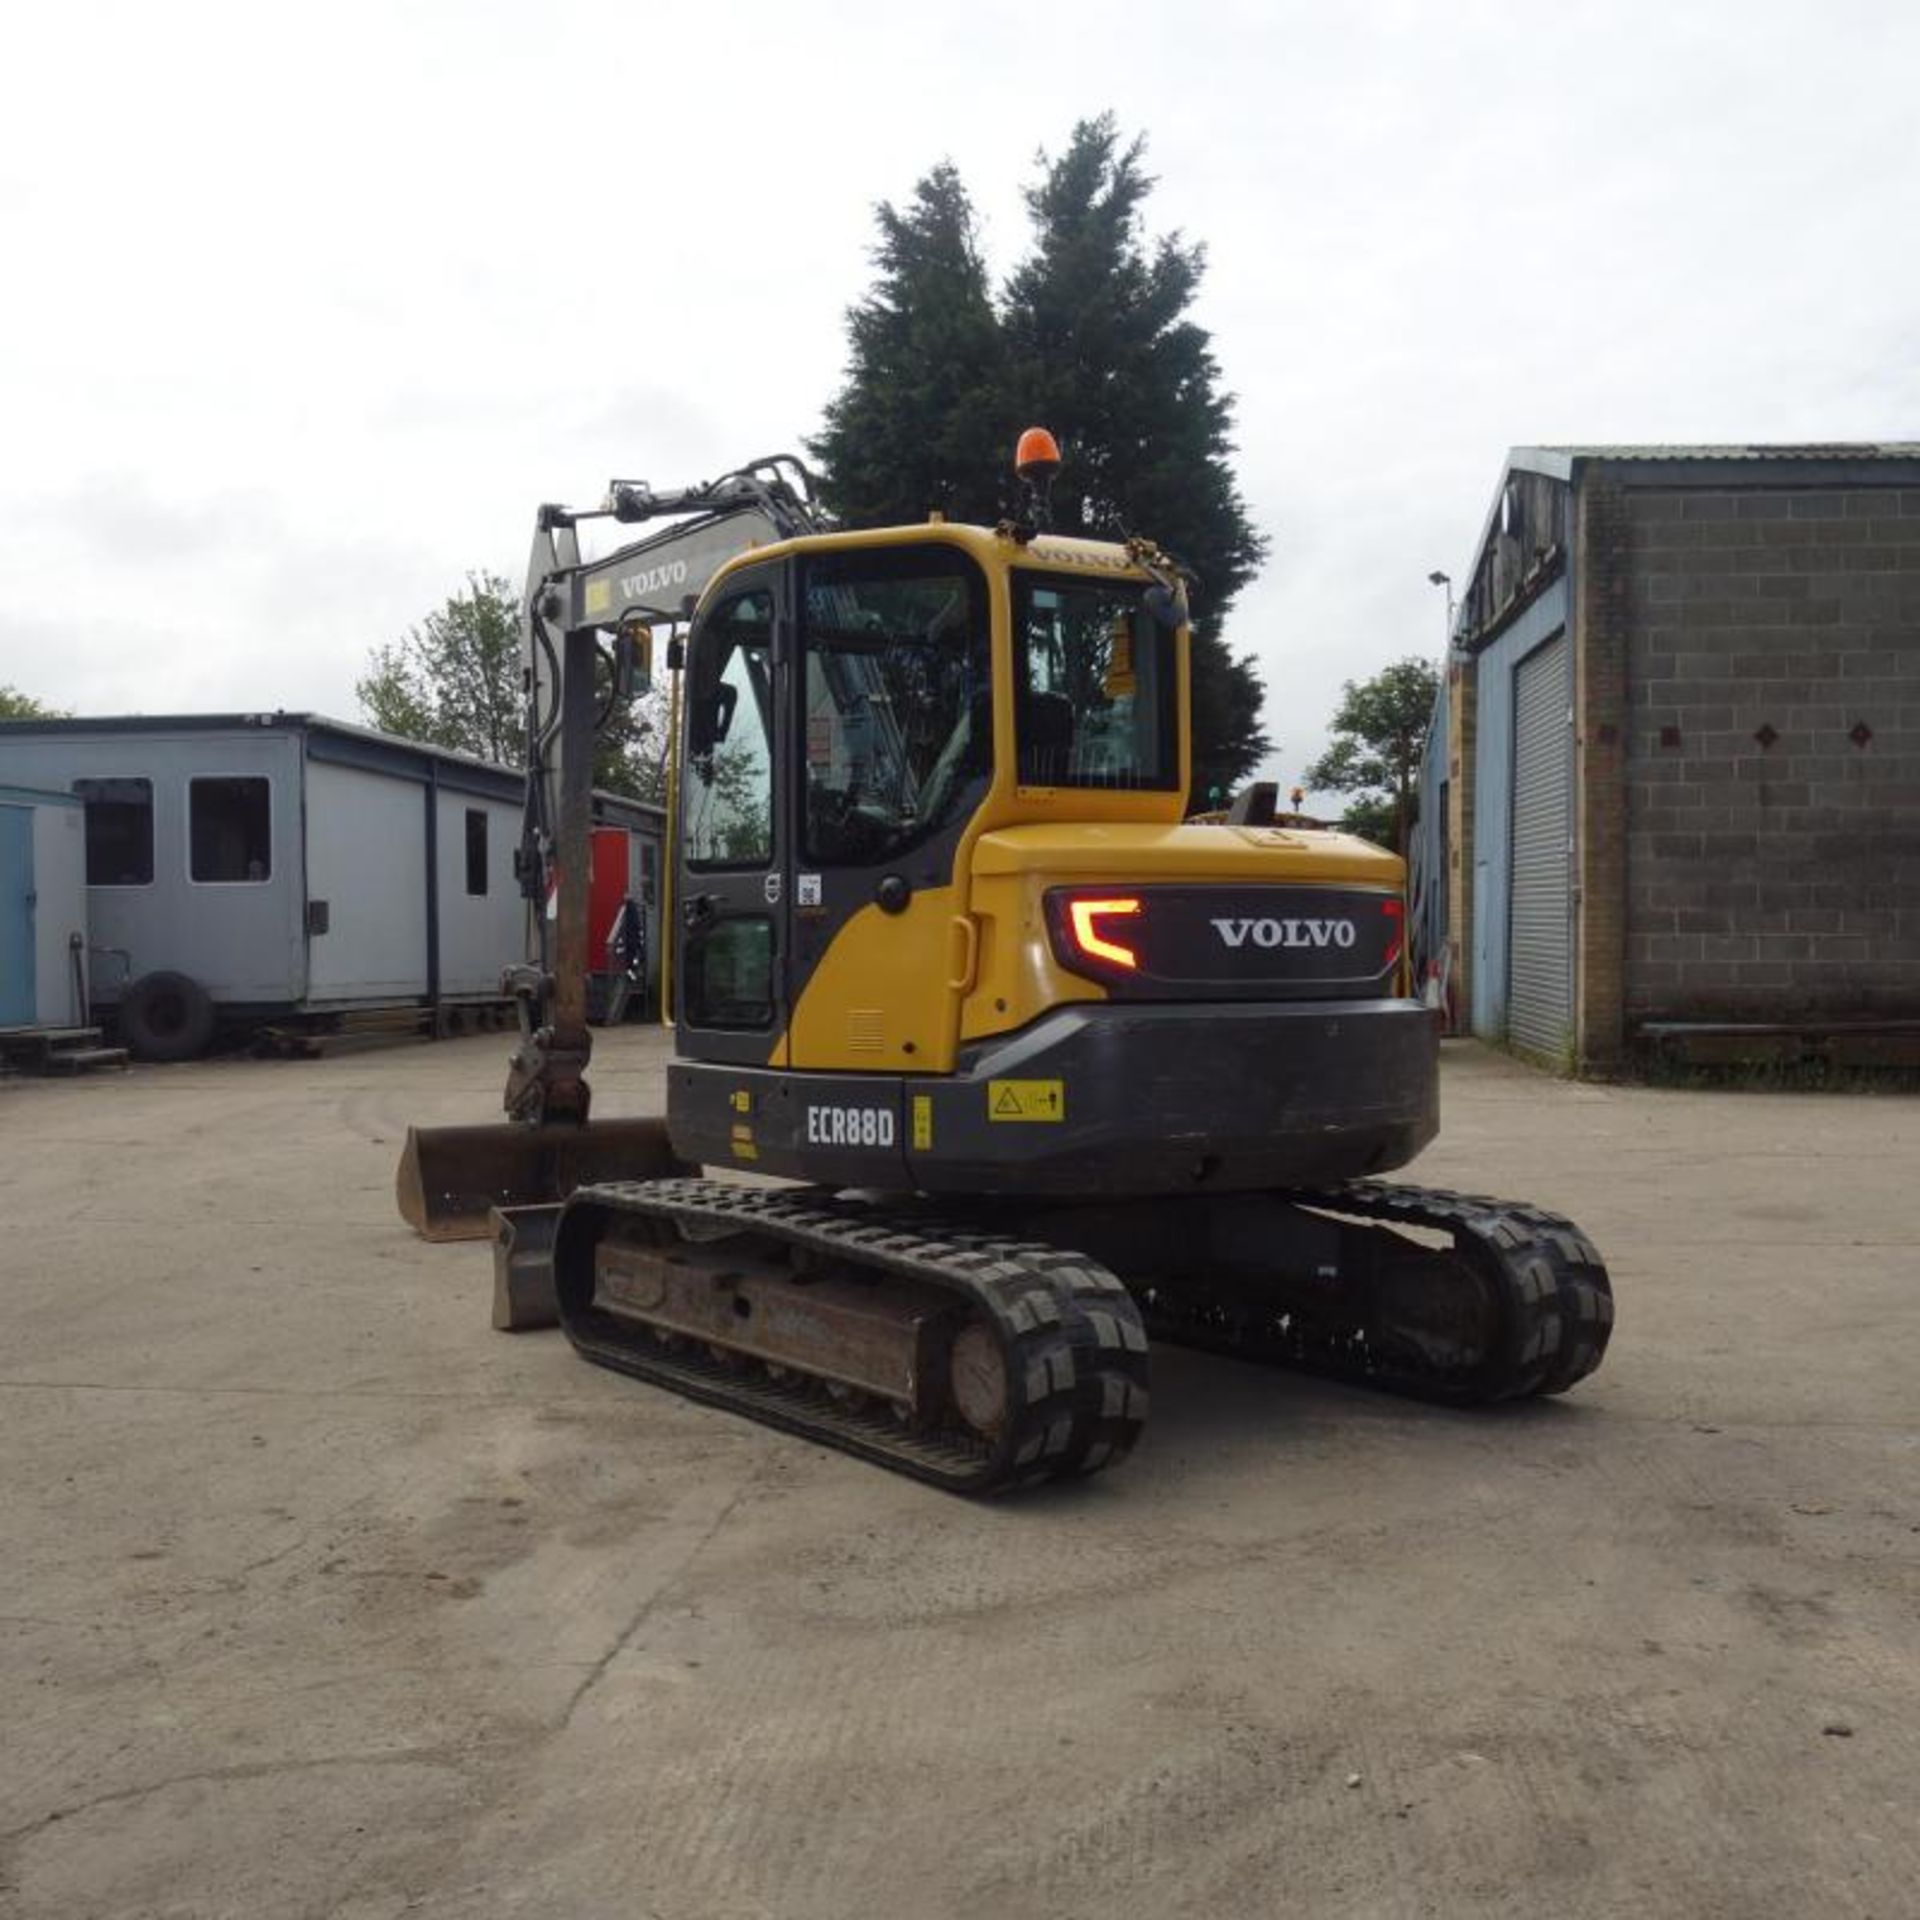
[
  {"left": 1142, "top": 1178, "right": 1615, "bottom": 1405},
  {"left": 556, "top": 1178, "right": 1151, "bottom": 1494}
]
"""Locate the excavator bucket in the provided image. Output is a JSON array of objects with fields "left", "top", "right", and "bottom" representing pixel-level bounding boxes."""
[{"left": 394, "top": 1118, "right": 685, "bottom": 1242}]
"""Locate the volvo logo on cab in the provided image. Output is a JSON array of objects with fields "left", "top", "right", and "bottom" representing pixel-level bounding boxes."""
[{"left": 1211, "top": 917, "right": 1358, "bottom": 951}]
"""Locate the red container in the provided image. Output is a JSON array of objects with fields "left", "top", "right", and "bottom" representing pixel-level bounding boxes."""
[{"left": 589, "top": 826, "right": 630, "bottom": 964}]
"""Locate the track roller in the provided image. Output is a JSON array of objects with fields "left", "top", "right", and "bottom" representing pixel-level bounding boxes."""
[
  {"left": 552, "top": 1179, "right": 1151, "bottom": 1493},
  {"left": 1133, "top": 1180, "right": 1614, "bottom": 1404}
]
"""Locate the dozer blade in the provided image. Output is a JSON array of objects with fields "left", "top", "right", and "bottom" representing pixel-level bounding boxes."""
[{"left": 395, "top": 1118, "right": 686, "bottom": 1242}]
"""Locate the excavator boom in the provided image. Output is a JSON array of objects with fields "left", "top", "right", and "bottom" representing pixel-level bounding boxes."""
[{"left": 396, "top": 458, "right": 827, "bottom": 1239}]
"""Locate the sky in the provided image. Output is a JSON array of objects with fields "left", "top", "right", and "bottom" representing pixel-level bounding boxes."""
[{"left": 3, "top": 0, "right": 1917, "bottom": 796}]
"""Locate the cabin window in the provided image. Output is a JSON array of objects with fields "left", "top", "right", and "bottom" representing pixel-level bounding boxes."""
[
  {"left": 72, "top": 777, "right": 154, "bottom": 886},
  {"left": 684, "top": 588, "right": 776, "bottom": 869},
  {"left": 1013, "top": 574, "right": 1179, "bottom": 792},
  {"left": 683, "top": 916, "right": 774, "bottom": 1029},
  {"left": 465, "top": 809, "right": 488, "bottom": 895},
  {"left": 799, "top": 545, "right": 991, "bottom": 865},
  {"left": 189, "top": 776, "right": 272, "bottom": 883}
]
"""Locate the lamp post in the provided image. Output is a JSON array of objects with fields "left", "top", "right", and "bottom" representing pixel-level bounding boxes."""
[{"left": 1427, "top": 569, "right": 1455, "bottom": 652}]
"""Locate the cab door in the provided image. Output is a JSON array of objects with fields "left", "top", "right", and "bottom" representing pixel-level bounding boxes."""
[
  {"left": 675, "top": 562, "right": 791, "bottom": 1068},
  {"left": 785, "top": 542, "right": 994, "bottom": 1072}
]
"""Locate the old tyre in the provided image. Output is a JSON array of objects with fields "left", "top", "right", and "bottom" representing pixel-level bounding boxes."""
[{"left": 120, "top": 970, "right": 216, "bottom": 1062}]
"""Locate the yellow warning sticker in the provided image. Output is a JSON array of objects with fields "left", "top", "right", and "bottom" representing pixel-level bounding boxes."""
[
  {"left": 911, "top": 1095, "right": 933, "bottom": 1151},
  {"left": 584, "top": 579, "right": 612, "bottom": 617},
  {"left": 987, "top": 1079, "right": 1065, "bottom": 1123}
]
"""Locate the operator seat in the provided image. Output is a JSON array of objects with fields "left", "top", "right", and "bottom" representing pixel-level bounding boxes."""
[{"left": 1017, "top": 689, "right": 1077, "bottom": 784}]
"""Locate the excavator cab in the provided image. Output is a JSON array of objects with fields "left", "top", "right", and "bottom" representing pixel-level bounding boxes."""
[
  {"left": 656, "top": 520, "right": 1437, "bottom": 1197},
  {"left": 677, "top": 531, "right": 1006, "bottom": 1081}
]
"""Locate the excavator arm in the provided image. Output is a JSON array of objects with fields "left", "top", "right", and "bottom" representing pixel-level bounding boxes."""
[
  {"left": 506, "top": 456, "right": 826, "bottom": 1127},
  {"left": 396, "top": 457, "right": 826, "bottom": 1235}
]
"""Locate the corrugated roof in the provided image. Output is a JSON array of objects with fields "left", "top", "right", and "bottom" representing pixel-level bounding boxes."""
[
  {"left": 1526, "top": 442, "right": 1920, "bottom": 461},
  {"left": 1450, "top": 440, "right": 1920, "bottom": 650},
  {"left": 1509, "top": 442, "right": 1920, "bottom": 483},
  {"left": 0, "top": 709, "right": 519, "bottom": 778},
  {"left": 0, "top": 710, "right": 666, "bottom": 816}
]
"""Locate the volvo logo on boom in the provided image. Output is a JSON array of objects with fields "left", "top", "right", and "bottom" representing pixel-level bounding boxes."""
[
  {"left": 1210, "top": 916, "right": 1358, "bottom": 951},
  {"left": 616, "top": 557, "right": 689, "bottom": 600}
]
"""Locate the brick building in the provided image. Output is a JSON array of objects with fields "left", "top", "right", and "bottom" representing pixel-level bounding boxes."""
[{"left": 1420, "top": 445, "right": 1920, "bottom": 1069}]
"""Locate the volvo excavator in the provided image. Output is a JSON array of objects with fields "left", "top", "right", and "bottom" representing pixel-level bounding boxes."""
[{"left": 396, "top": 433, "right": 1614, "bottom": 1493}]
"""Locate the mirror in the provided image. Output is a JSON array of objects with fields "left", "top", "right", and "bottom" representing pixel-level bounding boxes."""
[
  {"left": 692, "top": 680, "right": 739, "bottom": 758},
  {"left": 1143, "top": 583, "right": 1186, "bottom": 630},
  {"left": 614, "top": 618, "right": 654, "bottom": 697}
]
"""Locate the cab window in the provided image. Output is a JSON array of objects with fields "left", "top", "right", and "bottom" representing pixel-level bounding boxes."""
[
  {"left": 1014, "top": 574, "right": 1178, "bottom": 791},
  {"left": 801, "top": 547, "right": 990, "bottom": 864},
  {"left": 683, "top": 589, "right": 775, "bottom": 868}
]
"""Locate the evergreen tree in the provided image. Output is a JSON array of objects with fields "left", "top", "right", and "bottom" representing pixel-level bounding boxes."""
[
  {"left": 1003, "top": 121, "right": 1263, "bottom": 603},
  {"left": 812, "top": 164, "right": 1008, "bottom": 529},
  {"left": 1003, "top": 117, "right": 1271, "bottom": 805},
  {"left": 812, "top": 122, "right": 1272, "bottom": 804}
]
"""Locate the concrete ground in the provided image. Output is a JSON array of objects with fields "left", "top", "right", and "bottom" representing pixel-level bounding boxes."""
[{"left": 0, "top": 1032, "right": 1915, "bottom": 1920}]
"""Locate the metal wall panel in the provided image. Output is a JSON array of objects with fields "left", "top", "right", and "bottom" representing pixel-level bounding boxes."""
[
  {"left": 434, "top": 788, "right": 528, "bottom": 997},
  {"left": 304, "top": 760, "right": 430, "bottom": 1002},
  {"left": 1508, "top": 630, "right": 1573, "bottom": 1058},
  {"left": 30, "top": 797, "right": 88, "bottom": 1026},
  {"left": 1468, "top": 579, "right": 1570, "bottom": 1037},
  {"left": 0, "top": 805, "right": 34, "bottom": 1026},
  {"left": 0, "top": 730, "right": 305, "bottom": 1004}
]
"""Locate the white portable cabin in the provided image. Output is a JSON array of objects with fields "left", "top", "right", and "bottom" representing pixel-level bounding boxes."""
[
  {"left": 0, "top": 783, "right": 89, "bottom": 1032},
  {"left": 0, "top": 713, "right": 664, "bottom": 1053}
]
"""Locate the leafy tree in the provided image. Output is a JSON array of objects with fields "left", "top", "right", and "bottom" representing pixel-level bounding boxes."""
[
  {"left": 1331, "top": 793, "right": 1399, "bottom": 851},
  {"left": 359, "top": 572, "right": 523, "bottom": 764},
  {"left": 1303, "top": 656, "right": 1441, "bottom": 855},
  {"left": 690, "top": 740, "right": 772, "bottom": 864},
  {"left": 0, "top": 685, "right": 64, "bottom": 719},
  {"left": 357, "top": 573, "right": 660, "bottom": 798},
  {"left": 611, "top": 682, "right": 672, "bottom": 807},
  {"left": 811, "top": 118, "right": 1271, "bottom": 805}
]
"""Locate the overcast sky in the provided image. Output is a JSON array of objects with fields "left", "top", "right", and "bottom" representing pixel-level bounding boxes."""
[{"left": 4, "top": 0, "right": 1916, "bottom": 794}]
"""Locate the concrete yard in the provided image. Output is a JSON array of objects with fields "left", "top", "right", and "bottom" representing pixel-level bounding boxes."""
[{"left": 1, "top": 1031, "right": 1915, "bottom": 1920}]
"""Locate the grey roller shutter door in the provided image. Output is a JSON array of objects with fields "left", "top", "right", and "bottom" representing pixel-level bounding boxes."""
[{"left": 1509, "top": 631, "right": 1572, "bottom": 1058}]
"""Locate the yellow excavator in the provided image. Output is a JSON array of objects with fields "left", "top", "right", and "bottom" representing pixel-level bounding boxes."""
[{"left": 397, "top": 433, "right": 1613, "bottom": 1493}]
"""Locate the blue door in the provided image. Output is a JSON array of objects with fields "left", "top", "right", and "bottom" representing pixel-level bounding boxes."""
[{"left": 0, "top": 806, "right": 34, "bottom": 1027}]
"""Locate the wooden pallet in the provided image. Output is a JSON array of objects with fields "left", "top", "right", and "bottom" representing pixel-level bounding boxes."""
[{"left": 0, "top": 1026, "right": 130, "bottom": 1076}]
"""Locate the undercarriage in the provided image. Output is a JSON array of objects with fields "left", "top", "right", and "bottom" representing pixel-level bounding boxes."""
[{"left": 512, "top": 1172, "right": 1613, "bottom": 1494}]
